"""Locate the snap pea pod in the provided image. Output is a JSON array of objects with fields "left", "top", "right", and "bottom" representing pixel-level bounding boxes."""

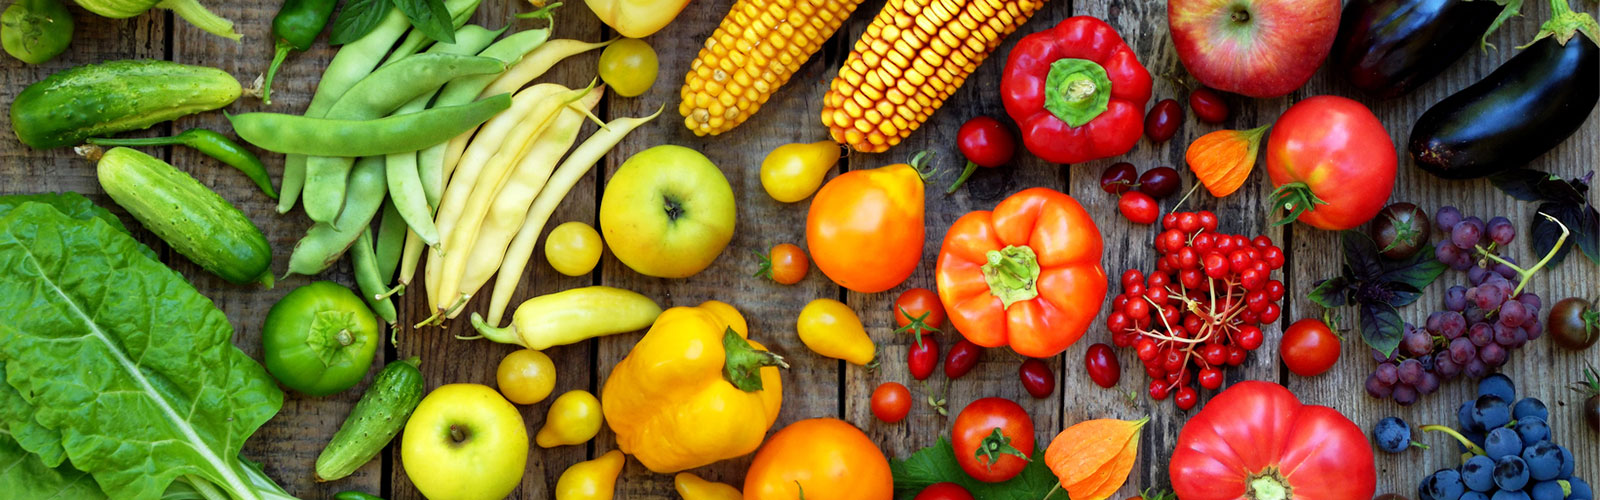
[
  {"left": 352, "top": 228, "right": 397, "bottom": 323},
  {"left": 87, "top": 128, "right": 278, "bottom": 199},
  {"left": 375, "top": 199, "right": 406, "bottom": 282},
  {"left": 262, "top": 0, "right": 338, "bottom": 104},
  {"left": 334, "top": 492, "right": 384, "bottom": 500},
  {"left": 286, "top": 156, "right": 387, "bottom": 277},
  {"left": 304, "top": 53, "right": 506, "bottom": 224},
  {"left": 229, "top": 94, "right": 511, "bottom": 158},
  {"left": 380, "top": 0, "right": 480, "bottom": 67}
]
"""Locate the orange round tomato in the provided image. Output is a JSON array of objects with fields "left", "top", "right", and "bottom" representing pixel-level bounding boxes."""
[
  {"left": 806, "top": 155, "right": 927, "bottom": 293},
  {"left": 1265, "top": 96, "right": 1395, "bottom": 230},
  {"left": 744, "top": 418, "right": 893, "bottom": 500},
  {"left": 758, "top": 243, "right": 809, "bottom": 285}
]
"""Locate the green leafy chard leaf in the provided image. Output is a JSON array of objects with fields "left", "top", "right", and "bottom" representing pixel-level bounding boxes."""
[
  {"left": 0, "top": 360, "right": 66, "bottom": 467},
  {"left": 0, "top": 203, "right": 285, "bottom": 500},
  {"left": 0, "top": 192, "right": 153, "bottom": 259},
  {"left": 890, "top": 437, "right": 1055, "bottom": 500},
  {"left": 0, "top": 428, "right": 106, "bottom": 499}
]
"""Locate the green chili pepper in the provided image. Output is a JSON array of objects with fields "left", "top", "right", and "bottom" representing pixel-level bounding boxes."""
[
  {"left": 262, "top": 0, "right": 339, "bottom": 105},
  {"left": 1, "top": 0, "right": 72, "bottom": 65},
  {"left": 88, "top": 128, "right": 279, "bottom": 199},
  {"left": 334, "top": 491, "right": 385, "bottom": 500}
]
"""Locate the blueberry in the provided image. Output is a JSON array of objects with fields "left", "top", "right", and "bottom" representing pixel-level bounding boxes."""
[
  {"left": 1494, "top": 455, "right": 1531, "bottom": 491},
  {"left": 1516, "top": 416, "right": 1551, "bottom": 444},
  {"left": 1492, "top": 490, "right": 1532, "bottom": 500},
  {"left": 1375, "top": 417, "right": 1414, "bottom": 453},
  {"left": 1571, "top": 478, "right": 1594, "bottom": 500},
  {"left": 1485, "top": 427, "right": 1524, "bottom": 459},
  {"left": 1462, "top": 455, "right": 1498, "bottom": 492},
  {"left": 1513, "top": 398, "right": 1549, "bottom": 421},
  {"left": 1479, "top": 373, "right": 1516, "bottom": 402},
  {"left": 1522, "top": 440, "right": 1562, "bottom": 481},
  {"left": 1474, "top": 395, "right": 1513, "bottom": 430},
  {"left": 1530, "top": 481, "right": 1565, "bottom": 500},
  {"left": 1557, "top": 446, "right": 1574, "bottom": 479}
]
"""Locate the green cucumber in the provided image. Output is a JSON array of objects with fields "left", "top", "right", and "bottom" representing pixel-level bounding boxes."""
[
  {"left": 94, "top": 147, "right": 272, "bottom": 286},
  {"left": 315, "top": 357, "right": 424, "bottom": 482},
  {"left": 10, "top": 59, "right": 240, "bottom": 149}
]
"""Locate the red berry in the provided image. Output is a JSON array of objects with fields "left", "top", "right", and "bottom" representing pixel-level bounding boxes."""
[
  {"left": 1263, "top": 246, "right": 1285, "bottom": 270},
  {"left": 1162, "top": 350, "right": 1184, "bottom": 372},
  {"left": 1135, "top": 339, "right": 1159, "bottom": 361},
  {"left": 1203, "top": 344, "right": 1227, "bottom": 366},
  {"left": 1084, "top": 343, "right": 1121, "bottom": 389},
  {"left": 1149, "top": 379, "right": 1171, "bottom": 400},
  {"left": 1236, "top": 325, "right": 1264, "bottom": 350},
  {"left": 1190, "top": 88, "right": 1229, "bottom": 123},
  {"left": 1121, "top": 269, "right": 1143, "bottom": 289},
  {"left": 1177, "top": 213, "right": 1198, "bottom": 233},
  {"left": 1203, "top": 253, "right": 1230, "bottom": 279},
  {"left": 1138, "top": 167, "right": 1182, "bottom": 199},
  {"left": 1118, "top": 191, "right": 1160, "bottom": 225},
  {"left": 1229, "top": 249, "right": 1254, "bottom": 274},
  {"left": 1192, "top": 233, "right": 1214, "bottom": 252},
  {"left": 1180, "top": 269, "right": 1204, "bottom": 289},
  {"left": 1125, "top": 299, "right": 1150, "bottom": 320},
  {"left": 1100, "top": 162, "right": 1138, "bottom": 195},
  {"left": 1019, "top": 358, "right": 1055, "bottom": 398},
  {"left": 1198, "top": 367, "right": 1224, "bottom": 390},
  {"left": 1160, "top": 229, "right": 1186, "bottom": 253},
  {"left": 1145, "top": 98, "right": 1183, "bottom": 143},
  {"left": 1162, "top": 212, "right": 1180, "bottom": 229},
  {"left": 1240, "top": 268, "right": 1267, "bottom": 291},
  {"left": 1174, "top": 386, "right": 1199, "bottom": 410},
  {"left": 1260, "top": 303, "right": 1282, "bottom": 324},
  {"left": 1148, "top": 272, "right": 1170, "bottom": 290},
  {"left": 1227, "top": 346, "right": 1248, "bottom": 365},
  {"left": 1246, "top": 291, "right": 1270, "bottom": 313}
]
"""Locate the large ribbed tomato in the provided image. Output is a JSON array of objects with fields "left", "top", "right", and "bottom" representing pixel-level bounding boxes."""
[
  {"left": 1265, "top": 95, "right": 1395, "bottom": 230},
  {"left": 806, "top": 154, "right": 927, "bottom": 293},
  {"left": 1169, "top": 381, "right": 1376, "bottom": 500}
]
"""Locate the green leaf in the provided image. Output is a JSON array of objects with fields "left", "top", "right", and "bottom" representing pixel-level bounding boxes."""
[
  {"left": 392, "top": 0, "right": 455, "bottom": 43},
  {"left": 1361, "top": 301, "right": 1405, "bottom": 357},
  {"left": 0, "top": 203, "right": 286, "bottom": 500},
  {"left": 890, "top": 437, "right": 1057, "bottom": 500},
  {"left": 1378, "top": 242, "right": 1448, "bottom": 297},
  {"left": 330, "top": 0, "right": 392, "bottom": 45},
  {"left": 0, "top": 360, "right": 66, "bottom": 467},
  {"left": 0, "top": 428, "right": 107, "bottom": 499},
  {"left": 1341, "top": 231, "right": 1384, "bottom": 280},
  {"left": 1308, "top": 277, "right": 1349, "bottom": 309},
  {"left": 0, "top": 192, "right": 153, "bottom": 259}
]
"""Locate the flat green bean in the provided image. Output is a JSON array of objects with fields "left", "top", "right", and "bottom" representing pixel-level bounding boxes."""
[
  {"left": 352, "top": 228, "right": 398, "bottom": 324},
  {"left": 286, "top": 156, "right": 387, "bottom": 277},
  {"left": 231, "top": 94, "right": 510, "bottom": 157},
  {"left": 375, "top": 198, "right": 406, "bottom": 283}
]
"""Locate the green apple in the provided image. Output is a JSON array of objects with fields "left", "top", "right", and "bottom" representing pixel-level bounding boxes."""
[
  {"left": 600, "top": 145, "right": 736, "bottom": 278},
  {"left": 401, "top": 384, "right": 528, "bottom": 500}
]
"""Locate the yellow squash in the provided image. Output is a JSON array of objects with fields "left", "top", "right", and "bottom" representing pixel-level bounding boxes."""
[{"left": 601, "top": 301, "right": 787, "bottom": 473}]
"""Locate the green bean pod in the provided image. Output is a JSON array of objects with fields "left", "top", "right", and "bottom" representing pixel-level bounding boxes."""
[
  {"left": 88, "top": 128, "right": 278, "bottom": 199},
  {"left": 286, "top": 156, "right": 387, "bottom": 277},
  {"left": 375, "top": 199, "right": 406, "bottom": 282},
  {"left": 352, "top": 228, "right": 397, "bottom": 323},
  {"left": 229, "top": 94, "right": 511, "bottom": 158}
]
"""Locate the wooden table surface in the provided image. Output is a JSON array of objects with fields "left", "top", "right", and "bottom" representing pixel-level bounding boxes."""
[{"left": 2, "top": 0, "right": 1596, "bottom": 498}]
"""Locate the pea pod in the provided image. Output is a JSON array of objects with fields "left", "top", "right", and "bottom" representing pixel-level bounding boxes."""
[
  {"left": 467, "top": 286, "right": 661, "bottom": 349},
  {"left": 334, "top": 492, "right": 384, "bottom": 500},
  {"left": 228, "top": 94, "right": 512, "bottom": 157},
  {"left": 315, "top": 357, "right": 424, "bottom": 482},
  {"left": 2, "top": 0, "right": 73, "bottom": 64},
  {"left": 88, "top": 128, "right": 278, "bottom": 199},
  {"left": 351, "top": 228, "right": 397, "bottom": 324},
  {"left": 261, "top": 0, "right": 338, "bottom": 104},
  {"left": 286, "top": 155, "right": 386, "bottom": 277}
]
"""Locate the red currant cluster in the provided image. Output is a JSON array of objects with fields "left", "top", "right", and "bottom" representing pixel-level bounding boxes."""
[{"left": 1106, "top": 210, "right": 1287, "bottom": 410}]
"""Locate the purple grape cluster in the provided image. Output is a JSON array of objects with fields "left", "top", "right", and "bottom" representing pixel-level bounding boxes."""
[{"left": 1365, "top": 206, "right": 1543, "bottom": 405}]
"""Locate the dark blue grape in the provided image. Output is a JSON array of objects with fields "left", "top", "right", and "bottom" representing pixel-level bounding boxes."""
[
  {"left": 1461, "top": 492, "right": 1490, "bottom": 500},
  {"left": 1522, "top": 441, "right": 1561, "bottom": 481},
  {"left": 1420, "top": 474, "right": 1439, "bottom": 500},
  {"left": 1461, "top": 455, "right": 1497, "bottom": 492},
  {"left": 1557, "top": 446, "right": 1574, "bottom": 479},
  {"left": 1491, "top": 491, "right": 1531, "bottom": 500},
  {"left": 1494, "top": 455, "right": 1530, "bottom": 491},
  {"left": 1515, "top": 416, "right": 1550, "bottom": 445},
  {"left": 1570, "top": 478, "right": 1593, "bottom": 500},
  {"left": 1478, "top": 374, "right": 1515, "bottom": 402},
  {"left": 1459, "top": 400, "right": 1479, "bottom": 430},
  {"left": 1374, "top": 417, "right": 1414, "bottom": 453},
  {"left": 1485, "top": 427, "right": 1524, "bottom": 459},
  {"left": 1474, "top": 395, "right": 1512, "bottom": 430},
  {"left": 1427, "top": 469, "right": 1467, "bottom": 500},
  {"left": 1513, "top": 398, "right": 1548, "bottom": 421},
  {"left": 1529, "top": 481, "right": 1565, "bottom": 500}
]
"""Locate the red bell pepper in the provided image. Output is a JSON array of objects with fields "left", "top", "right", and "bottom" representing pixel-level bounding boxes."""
[{"left": 1001, "top": 17, "right": 1153, "bottom": 164}]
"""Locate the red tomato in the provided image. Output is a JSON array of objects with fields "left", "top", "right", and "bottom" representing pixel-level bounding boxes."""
[
  {"left": 945, "top": 339, "right": 983, "bottom": 380},
  {"left": 908, "top": 335, "right": 940, "bottom": 381},
  {"left": 915, "top": 482, "right": 976, "bottom": 500},
  {"left": 1084, "top": 343, "right": 1121, "bottom": 388},
  {"left": 894, "top": 287, "right": 947, "bottom": 339},
  {"left": 1280, "top": 318, "right": 1340, "bottom": 376},
  {"left": 1119, "top": 191, "right": 1159, "bottom": 224},
  {"left": 1169, "top": 381, "right": 1376, "bottom": 500},
  {"left": 1265, "top": 96, "right": 1395, "bottom": 230},
  {"left": 871, "top": 382, "right": 912, "bottom": 423},
  {"left": 1019, "top": 358, "right": 1055, "bottom": 398},
  {"left": 952, "top": 397, "right": 1035, "bottom": 483}
]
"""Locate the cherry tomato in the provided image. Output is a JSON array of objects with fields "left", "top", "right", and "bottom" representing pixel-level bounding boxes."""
[
  {"left": 1119, "top": 191, "right": 1159, "bottom": 224},
  {"left": 871, "top": 382, "right": 912, "bottom": 423},
  {"left": 1137, "top": 166, "right": 1181, "bottom": 199},
  {"left": 1548, "top": 297, "right": 1599, "bottom": 350},
  {"left": 915, "top": 482, "right": 976, "bottom": 500},
  {"left": 545, "top": 221, "right": 603, "bottom": 276},
  {"left": 908, "top": 335, "right": 940, "bottom": 381},
  {"left": 945, "top": 339, "right": 983, "bottom": 380},
  {"left": 952, "top": 398, "right": 1034, "bottom": 483},
  {"left": 894, "top": 287, "right": 947, "bottom": 340},
  {"left": 756, "top": 243, "right": 809, "bottom": 285},
  {"left": 949, "top": 115, "right": 1017, "bottom": 193},
  {"left": 1280, "top": 318, "right": 1341, "bottom": 376},
  {"left": 1145, "top": 98, "right": 1183, "bottom": 143},
  {"left": 597, "top": 38, "right": 658, "bottom": 97},
  {"left": 1189, "top": 88, "right": 1229, "bottom": 123},
  {"left": 1084, "top": 343, "right": 1121, "bottom": 388},
  {"left": 1019, "top": 358, "right": 1055, "bottom": 398},
  {"left": 1100, "top": 162, "right": 1138, "bottom": 195},
  {"left": 497, "top": 349, "right": 557, "bottom": 405}
]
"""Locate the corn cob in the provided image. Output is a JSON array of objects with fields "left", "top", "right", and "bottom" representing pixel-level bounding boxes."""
[
  {"left": 680, "top": 0, "right": 867, "bottom": 136},
  {"left": 822, "top": 0, "right": 1047, "bottom": 152}
]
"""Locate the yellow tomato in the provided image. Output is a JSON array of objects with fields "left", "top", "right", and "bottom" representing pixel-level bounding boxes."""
[
  {"left": 536, "top": 390, "right": 604, "bottom": 448},
  {"left": 496, "top": 349, "right": 556, "bottom": 405},
  {"left": 796, "top": 298, "right": 876, "bottom": 366},
  {"left": 674, "top": 472, "right": 742, "bottom": 500},
  {"left": 760, "top": 141, "right": 841, "bottom": 203},
  {"left": 545, "top": 221, "right": 603, "bottom": 276},
  {"left": 556, "top": 450, "right": 625, "bottom": 500},
  {"left": 598, "top": 38, "right": 659, "bottom": 97}
]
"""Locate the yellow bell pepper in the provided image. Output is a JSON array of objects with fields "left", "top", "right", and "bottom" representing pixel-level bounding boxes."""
[
  {"left": 584, "top": 0, "right": 690, "bottom": 38},
  {"left": 535, "top": 390, "right": 603, "bottom": 448},
  {"left": 674, "top": 472, "right": 743, "bottom": 500},
  {"left": 601, "top": 301, "right": 787, "bottom": 473},
  {"left": 555, "top": 450, "right": 624, "bottom": 500}
]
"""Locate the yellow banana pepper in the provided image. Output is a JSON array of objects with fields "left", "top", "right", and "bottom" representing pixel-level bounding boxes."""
[
  {"left": 555, "top": 450, "right": 624, "bottom": 500},
  {"left": 470, "top": 286, "right": 661, "bottom": 349},
  {"left": 674, "top": 472, "right": 743, "bottom": 500},
  {"left": 584, "top": 0, "right": 690, "bottom": 38},
  {"left": 601, "top": 301, "right": 787, "bottom": 473}
]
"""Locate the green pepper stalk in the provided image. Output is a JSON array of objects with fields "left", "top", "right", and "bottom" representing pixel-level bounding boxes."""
[{"left": 262, "top": 0, "right": 338, "bottom": 104}]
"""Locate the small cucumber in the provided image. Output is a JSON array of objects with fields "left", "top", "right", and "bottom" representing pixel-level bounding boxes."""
[
  {"left": 94, "top": 147, "right": 272, "bottom": 286},
  {"left": 315, "top": 357, "right": 424, "bottom": 482},
  {"left": 10, "top": 59, "right": 240, "bottom": 149}
]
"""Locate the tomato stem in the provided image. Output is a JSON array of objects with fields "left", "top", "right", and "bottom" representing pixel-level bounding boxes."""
[
  {"left": 893, "top": 307, "right": 943, "bottom": 346},
  {"left": 974, "top": 427, "right": 1030, "bottom": 472},
  {"left": 1244, "top": 467, "right": 1293, "bottom": 500},
  {"left": 1269, "top": 182, "right": 1329, "bottom": 227}
]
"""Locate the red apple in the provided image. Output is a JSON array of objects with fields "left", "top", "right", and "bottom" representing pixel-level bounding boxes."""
[{"left": 1169, "top": 0, "right": 1340, "bottom": 98}]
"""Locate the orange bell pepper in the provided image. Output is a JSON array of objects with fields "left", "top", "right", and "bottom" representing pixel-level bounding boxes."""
[{"left": 935, "top": 187, "right": 1108, "bottom": 358}]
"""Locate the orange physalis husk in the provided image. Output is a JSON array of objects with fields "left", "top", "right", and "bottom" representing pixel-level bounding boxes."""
[
  {"left": 1185, "top": 124, "right": 1269, "bottom": 198},
  {"left": 1044, "top": 416, "right": 1148, "bottom": 500}
]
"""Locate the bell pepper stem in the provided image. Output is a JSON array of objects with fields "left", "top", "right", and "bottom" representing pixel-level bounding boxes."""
[
  {"left": 1043, "top": 58, "right": 1113, "bottom": 127},
  {"left": 724, "top": 328, "right": 788, "bottom": 392},
  {"left": 466, "top": 312, "right": 526, "bottom": 347},
  {"left": 946, "top": 160, "right": 982, "bottom": 194},
  {"left": 981, "top": 245, "right": 1041, "bottom": 309}
]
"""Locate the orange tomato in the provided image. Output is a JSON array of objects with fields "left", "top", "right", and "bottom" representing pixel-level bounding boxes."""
[
  {"left": 743, "top": 418, "right": 892, "bottom": 500},
  {"left": 757, "top": 243, "right": 809, "bottom": 285},
  {"left": 805, "top": 155, "right": 928, "bottom": 293}
]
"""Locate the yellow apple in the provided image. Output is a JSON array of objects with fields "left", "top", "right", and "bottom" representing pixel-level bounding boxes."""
[
  {"left": 599, "top": 145, "right": 736, "bottom": 278},
  {"left": 401, "top": 384, "right": 528, "bottom": 500}
]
